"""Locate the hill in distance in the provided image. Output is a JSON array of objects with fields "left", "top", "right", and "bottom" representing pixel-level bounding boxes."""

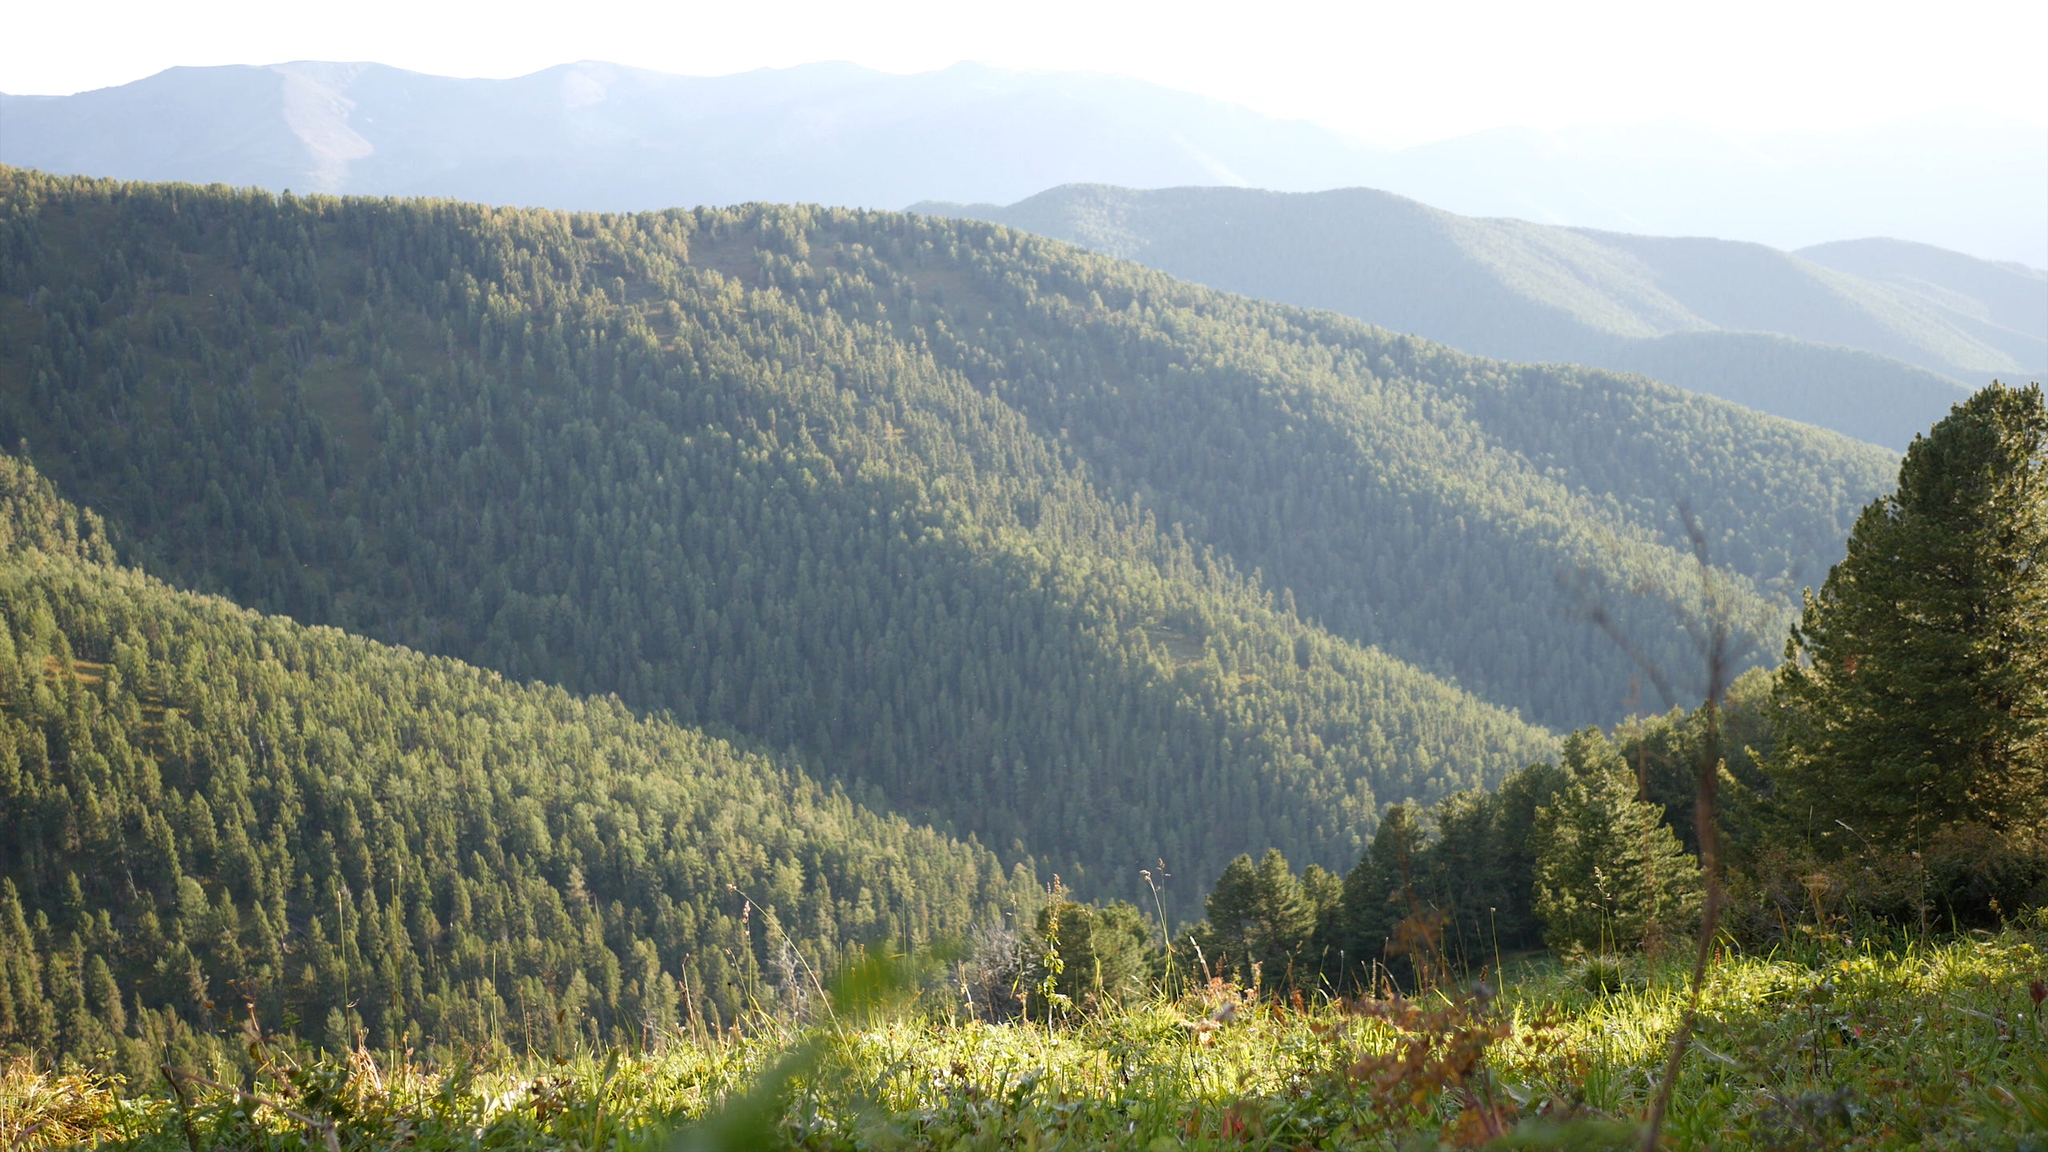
[
  {"left": 0, "top": 61, "right": 1370, "bottom": 217},
  {"left": 3, "top": 61, "right": 2041, "bottom": 265},
  {"left": 0, "top": 169, "right": 1897, "bottom": 914},
  {"left": 1797, "top": 237, "right": 2048, "bottom": 359},
  {"left": 912, "top": 184, "right": 2043, "bottom": 449}
]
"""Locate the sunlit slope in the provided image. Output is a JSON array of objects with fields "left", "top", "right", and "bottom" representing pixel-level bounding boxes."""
[
  {"left": 917, "top": 183, "right": 2005, "bottom": 449},
  {"left": 1, "top": 172, "right": 1895, "bottom": 898},
  {"left": 0, "top": 450, "right": 1033, "bottom": 1059},
  {"left": 1, "top": 170, "right": 1881, "bottom": 758},
  {"left": 0, "top": 170, "right": 1571, "bottom": 906}
]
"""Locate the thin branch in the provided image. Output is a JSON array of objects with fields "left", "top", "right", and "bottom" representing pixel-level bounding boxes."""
[
  {"left": 1638, "top": 503, "right": 1731, "bottom": 1152},
  {"left": 1583, "top": 601, "right": 1680, "bottom": 714}
]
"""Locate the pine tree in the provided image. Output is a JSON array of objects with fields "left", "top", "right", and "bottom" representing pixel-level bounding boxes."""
[
  {"left": 1324, "top": 802, "right": 1424, "bottom": 983},
  {"left": 1531, "top": 764, "right": 1703, "bottom": 955},
  {"left": 1028, "top": 897, "right": 1153, "bottom": 1011},
  {"left": 1773, "top": 382, "right": 2048, "bottom": 853},
  {"left": 1190, "top": 849, "right": 1317, "bottom": 988}
]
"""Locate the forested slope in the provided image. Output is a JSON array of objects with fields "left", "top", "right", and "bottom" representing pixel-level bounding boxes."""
[
  {"left": 0, "top": 451, "right": 1036, "bottom": 1069},
  {"left": 0, "top": 170, "right": 1888, "bottom": 906},
  {"left": 915, "top": 183, "right": 1996, "bottom": 449},
  {"left": 0, "top": 169, "right": 1573, "bottom": 907}
]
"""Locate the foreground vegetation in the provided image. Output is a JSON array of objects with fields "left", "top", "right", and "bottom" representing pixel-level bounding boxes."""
[{"left": 6, "top": 925, "right": 2044, "bottom": 1151}]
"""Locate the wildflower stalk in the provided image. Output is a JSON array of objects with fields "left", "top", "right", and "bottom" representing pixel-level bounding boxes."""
[{"left": 1637, "top": 505, "right": 1732, "bottom": 1152}]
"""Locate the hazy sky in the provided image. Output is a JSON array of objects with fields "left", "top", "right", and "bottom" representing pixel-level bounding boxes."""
[{"left": 7, "top": 0, "right": 2044, "bottom": 145}]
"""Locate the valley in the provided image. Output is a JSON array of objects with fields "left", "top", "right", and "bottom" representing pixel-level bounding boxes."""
[{"left": 0, "top": 163, "right": 2040, "bottom": 1151}]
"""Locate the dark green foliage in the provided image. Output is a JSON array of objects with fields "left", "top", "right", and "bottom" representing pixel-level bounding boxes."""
[
  {"left": 1187, "top": 849, "right": 1336, "bottom": 990},
  {"left": 1530, "top": 755, "right": 1703, "bottom": 955},
  {"left": 1321, "top": 694, "right": 1753, "bottom": 976},
  {"left": 1029, "top": 896, "right": 1155, "bottom": 1011},
  {"left": 1567, "top": 666, "right": 1777, "bottom": 857},
  {"left": 1322, "top": 762, "right": 1568, "bottom": 987},
  {"left": 0, "top": 451, "right": 115, "bottom": 565},
  {"left": 0, "top": 170, "right": 1874, "bottom": 741},
  {"left": 0, "top": 456, "right": 1035, "bottom": 1068},
  {"left": 1320, "top": 729, "right": 1705, "bottom": 976},
  {"left": 1772, "top": 382, "right": 2048, "bottom": 854},
  {"left": 1323, "top": 802, "right": 1425, "bottom": 988},
  {"left": 0, "top": 168, "right": 1581, "bottom": 915}
]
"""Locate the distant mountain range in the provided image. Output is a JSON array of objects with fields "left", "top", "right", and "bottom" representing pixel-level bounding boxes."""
[
  {"left": 914, "top": 185, "right": 2046, "bottom": 449},
  {"left": 3, "top": 60, "right": 2042, "bottom": 266}
]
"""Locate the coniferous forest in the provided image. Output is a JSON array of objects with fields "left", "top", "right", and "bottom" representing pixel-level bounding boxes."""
[
  {"left": 0, "top": 168, "right": 2043, "bottom": 1150},
  {"left": 0, "top": 170, "right": 1899, "bottom": 888},
  {"left": 0, "top": 449, "right": 1036, "bottom": 1073}
]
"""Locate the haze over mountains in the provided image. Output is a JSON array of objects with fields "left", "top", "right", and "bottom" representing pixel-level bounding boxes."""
[
  {"left": 3, "top": 59, "right": 2042, "bottom": 266},
  {"left": 916, "top": 185, "right": 2047, "bottom": 450}
]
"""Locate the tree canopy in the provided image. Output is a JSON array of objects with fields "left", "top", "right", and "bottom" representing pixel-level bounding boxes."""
[
  {"left": 0, "top": 169, "right": 1899, "bottom": 913},
  {"left": 0, "top": 451, "right": 1035, "bottom": 1072},
  {"left": 1773, "top": 382, "right": 2048, "bottom": 853}
]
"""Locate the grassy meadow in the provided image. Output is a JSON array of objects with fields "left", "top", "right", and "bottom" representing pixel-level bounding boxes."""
[{"left": 7, "top": 921, "right": 2044, "bottom": 1152}]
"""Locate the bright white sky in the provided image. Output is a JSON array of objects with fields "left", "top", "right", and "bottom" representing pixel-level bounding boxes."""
[{"left": 6, "top": 0, "right": 2044, "bottom": 145}]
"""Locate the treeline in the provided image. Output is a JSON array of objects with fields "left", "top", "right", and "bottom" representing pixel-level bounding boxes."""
[
  {"left": 0, "top": 452, "right": 1037, "bottom": 1075},
  {"left": 1175, "top": 384, "right": 2048, "bottom": 990},
  {"left": 948, "top": 675, "right": 1776, "bottom": 1010},
  {"left": 0, "top": 169, "right": 1576, "bottom": 909},
  {"left": 1179, "top": 679, "right": 1769, "bottom": 992}
]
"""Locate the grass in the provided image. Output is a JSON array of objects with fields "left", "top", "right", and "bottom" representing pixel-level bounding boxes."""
[{"left": 6, "top": 925, "right": 2045, "bottom": 1151}]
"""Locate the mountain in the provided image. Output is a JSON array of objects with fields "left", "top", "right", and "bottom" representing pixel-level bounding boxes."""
[
  {"left": 0, "top": 169, "right": 1896, "bottom": 911},
  {"left": 1797, "top": 237, "right": 2048, "bottom": 373},
  {"left": 3, "top": 62, "right": 2040, "bottom": 265},
  {"left": 1353, "top": 111, "right": 2048, "bottom": 269},
  {"left": 910, "top": 184, "right": 2037, "bottom": 449},
  {"left": 0, "top": 449, "right": 1035, "bottom": 1068},
  {"left": 0, "top": 61, "right": 1371, "bottom": 214}
]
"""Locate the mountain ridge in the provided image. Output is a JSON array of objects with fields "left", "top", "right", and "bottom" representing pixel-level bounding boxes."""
[
  {"left": 0, "top": 448, "right": 1040, "bottom": 1064},
  {"left": 3, "top": 61, "right": 2040, "bottom": 264},
  {"left": 910, "top": 183, "right": 2040, "bottom": 448}
]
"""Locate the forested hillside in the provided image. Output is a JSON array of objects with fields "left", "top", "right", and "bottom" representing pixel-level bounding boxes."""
[
  {"left": 916, "top": 183, "right": 2013, "bottom": 449},
  {"left": 0, "top": 170, "right": 1889, "bottom": 907},
  {"left": 0, "top": 168, "right": 1571, "bottom": 907},
  {"left": 0, "top": 451, "right": 1036, "bottom": 1070}
]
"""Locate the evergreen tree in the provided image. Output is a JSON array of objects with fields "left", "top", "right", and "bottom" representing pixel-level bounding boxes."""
[
  {"left": 1531, "top": 759, "right": 1703, "bottom": 955},
  {"left": 1772, "top": 382, "right": 2048, "bottom": 853},
  {"left": 1027, "top": 897, "right": 1154, "bottom": 1012},
  {"left": 0, "top": 454, "right": 1039, "bottom": 1067},
  {"left": 1188, "top": 849, "right": 1324, "bottom": 989},
  {"left": 1321, "top": 757, "right": 1574, "bottom": 989},
  {"left": 1323, "top": 802, "right": 1423, "bottom": 985}
]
